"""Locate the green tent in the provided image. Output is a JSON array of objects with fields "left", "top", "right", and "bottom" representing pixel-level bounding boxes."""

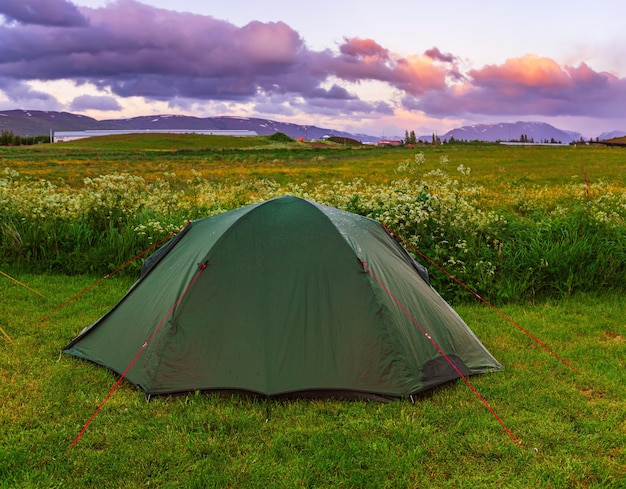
[{"left": 64, "top": 196, "right": 502, "bottom": 399}]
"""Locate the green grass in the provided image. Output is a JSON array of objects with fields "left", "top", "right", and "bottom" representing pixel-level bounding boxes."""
[
  {"left": 1, "top": 136, "right": 625, "bottom": 187},
  {"left": 2, "top": 139, "right": 625, "bottom": 300},
  {"left": 0, "top": 137, "right": 624, "bottom": 486},
  {"left": 0, "top": 273, "right": 624, "bottom": 488}
]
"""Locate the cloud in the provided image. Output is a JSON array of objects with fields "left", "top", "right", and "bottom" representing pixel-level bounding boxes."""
[
  {"left": 408, "top": 54, "right": 626, "bottom": 119},
  {"left": 0, "top": 78, "right": 62, "bottom": 109},
  {"left": 0, "top": 0, "right": 87, "bottom": 27},
  {"left": 328, "top": 38, "right": 449, "bottom": 96},
  {"left": 425, "top": 47, "right": 456, "bottom": 64},
  {"left": 0, "top": 1, "right": 332, "bottom": 101},
  {"left": 69, "top": 94, "right": 122, "bottom": 111},
  {"left": 340, "top": 38, "right": 390, "bottom": 59},
  {"left": 0, "top": 0, "right": 624, "bottom": 127},
  {"left": 0, "top": 1, "right": 409, "bottom": 120}
]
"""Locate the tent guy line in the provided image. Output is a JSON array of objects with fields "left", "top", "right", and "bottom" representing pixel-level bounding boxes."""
[
  {"left": 0, "top": 325, "right": 13, "bottom": 344},
  {"left": 382, "top": 224, "right": 580, "bottom": 374},
  {"left": 69, "top": 261, "right": 208, "bottom": 450},
  {"left": 63, "top": 196, "right": 506, "bottom": 446},
  {"left": 361, "top": 259, "right": 521, "bottom": 446},
  {"left": 1, "top": 270, "right": 45, "bottom": 298},
  {"left": 39, "top": 225, "right": 184, "bottom": 322},
  {"left": 55, "top": 195, "right": 574, "bottom": 450}
]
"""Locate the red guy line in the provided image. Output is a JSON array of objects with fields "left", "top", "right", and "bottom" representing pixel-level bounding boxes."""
[
  {"left": 40, "top": 227, "right": 184, "bottom": 322},
  {"left": 362, "top": 259, "right": 521, "bottom": 446},
  {"left": 382, "top": 224, "right": 579, "bottom": 374},
  {"left": 69, "top": 262, "right": 207, "bottom": 450}
]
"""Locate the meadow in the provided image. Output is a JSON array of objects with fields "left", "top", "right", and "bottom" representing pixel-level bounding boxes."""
[
  {"left": 1, "top": 137, "right": 625, "bottom": 302},
  {"left": 0, "top": 136, "right": 625, "bottom": 487}
]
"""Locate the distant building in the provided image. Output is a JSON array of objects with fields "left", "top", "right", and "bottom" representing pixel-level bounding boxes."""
[
  {"left": 376, "top": 139, "right": 403, "bottom": 147},
  {"left": 53, "top": 129, "right": 258, "bottom": 143}
]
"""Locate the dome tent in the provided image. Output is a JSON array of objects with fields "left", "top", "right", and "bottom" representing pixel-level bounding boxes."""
[{"left": 64, "top": 196, "right": 503, "bottom": 399}]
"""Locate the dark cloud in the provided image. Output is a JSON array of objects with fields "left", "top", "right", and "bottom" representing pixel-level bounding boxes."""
[
  {"left": 0, "top": 1, "right": 330, "bottom": 100},
  {"left": 306, "top": 96, "right": 393, "bottom": 116},
  {"left": 424, "top": 47, "right": 456, "bottom": 64},
  {"left": 0, "top": 0, "right": 87, "bottom": 27},
  {"left": 0, "top": 0, "right": 445, "bottom": 113},
  {"left": 69, "top": 94, "right": 122, "bottom": 111},
  {"left": 309, "top": 84, "right": 355, "bottom": 100}
]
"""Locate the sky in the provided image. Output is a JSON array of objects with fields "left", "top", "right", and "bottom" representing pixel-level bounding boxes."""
[{"left": 1, "top": 0, "right": 625, "bottom": 138}]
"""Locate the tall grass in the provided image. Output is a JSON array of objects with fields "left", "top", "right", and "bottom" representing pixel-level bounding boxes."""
[{"left": 1, "top": 148, "right": 625, "bottom": 303}]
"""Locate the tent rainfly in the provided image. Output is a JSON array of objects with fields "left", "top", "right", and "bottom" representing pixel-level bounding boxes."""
[{"left": 64, "top": 196, "right": 503, "bottom": 399}]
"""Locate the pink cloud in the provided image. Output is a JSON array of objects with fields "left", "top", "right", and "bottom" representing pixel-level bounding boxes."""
[
  {"left": 340, "top": 38, "right": 390, "bottom": 59},
  {"left": 472, "top": 55, "right": 570, "bottom": 87},
  {"left": 329, "top": 38, "right": 449, "bottom": 95},
  {"left": 410, "top": 54, "right": 626, "bottom": 118}
]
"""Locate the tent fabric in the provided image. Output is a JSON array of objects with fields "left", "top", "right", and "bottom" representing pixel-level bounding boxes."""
[{"left": 64, "top": 196, "right": 502, "bottom": 399}]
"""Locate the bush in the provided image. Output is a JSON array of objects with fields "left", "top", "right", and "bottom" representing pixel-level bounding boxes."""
[{"left": 267, "top": 132, "right": 294, "bottom": 143}]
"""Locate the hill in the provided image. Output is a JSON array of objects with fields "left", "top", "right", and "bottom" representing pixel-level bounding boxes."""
[
  {"left": 0, "top": 110, "right": 103, "bottom": 137},
  {"left": 602, "top": 135, "right": 626, "bottom": 146}
]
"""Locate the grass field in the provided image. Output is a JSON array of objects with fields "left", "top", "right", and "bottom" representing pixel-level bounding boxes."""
[
  {"left": 2, "top": 136, "right": 624, "bottom": 301},
  {"left": 0, "top": 274, "right": 624, "bottom": 488},
  {"left": 1, "top": 136, "right": 625, "bottom": 487},
  {"left": 2, "top": 136, "right": 625, "bottom": 188}
]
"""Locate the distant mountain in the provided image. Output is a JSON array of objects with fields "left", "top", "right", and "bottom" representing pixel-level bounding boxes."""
[
  {"left": 421, "top": 121, "right": 583, "bottom": 144},
  {"left": 102, "top": 114, "right": 380, "bottom": 142},
  {"left": 0, "top": 110, "right": 378, "bottom": 142},
  {"left": 598, "top": 130, "right": 626, "bottom": 141},
  {"left": 3, "top": 110, "right": 623, "bottom": 145},
  {"left": 0, "top": 110, "right": 104, "bottom": 136}
]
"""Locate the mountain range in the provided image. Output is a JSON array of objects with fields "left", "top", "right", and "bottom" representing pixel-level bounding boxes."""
[
  {"left": 0, "top": 109, "right": 624, "bottom": 143},
  {"left": 0, "top": 110, "right": 377, "bottom": 142},
  {"left": 429, "top": 121, "right": 582, "bottom": 144}
]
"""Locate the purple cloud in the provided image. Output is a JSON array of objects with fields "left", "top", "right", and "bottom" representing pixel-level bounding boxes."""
[
  {"left": 0, "top": 0, "right": 87, "bottom": 27},
  {"left": 69, "top": 94, "right": 122, "bottom": 111},
  {"left": 0, "top": 77, "right": 62, "bottom": 109},
  {"left": 0, "top": 1, "right": 331, "bottom": 101},
  {"left": 424, "top": 47, "right": 456, "bottom": 64},
  {"left": 0, "top": 1, "right": 446, "bottom": 111}
]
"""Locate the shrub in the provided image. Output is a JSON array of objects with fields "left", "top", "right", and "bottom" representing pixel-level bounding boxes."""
[{"left": 267, "top": 132, "right": 294, "bottom": 143}]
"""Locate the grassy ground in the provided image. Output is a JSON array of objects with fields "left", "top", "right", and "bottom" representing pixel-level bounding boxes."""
[
  {"left": 1, "top": 137, "right": 624, "bottom": 487},
  {"left": 2, "top": 137, "right": 625, "bottom": 188},
  {"left": 0, "top": 273, "right": 624, "bottom": 488}
]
